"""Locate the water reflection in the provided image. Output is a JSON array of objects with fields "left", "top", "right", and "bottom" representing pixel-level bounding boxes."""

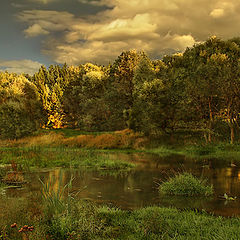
[{"left": 1, "top": 153, "right": 240, "bottom": 216}]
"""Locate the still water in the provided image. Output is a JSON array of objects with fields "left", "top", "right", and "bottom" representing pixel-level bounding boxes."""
[{"left": 2, "top": 153, "right": 240, "bottom": 217}]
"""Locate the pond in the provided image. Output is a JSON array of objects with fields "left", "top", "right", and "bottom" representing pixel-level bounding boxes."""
[{"left": 1, "top": 152, "right": 240, "bottom": 217}]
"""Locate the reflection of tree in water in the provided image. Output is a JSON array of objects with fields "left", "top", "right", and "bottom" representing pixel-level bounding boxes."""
[
  {"left": 212, "top": 167, "right": 240, "bottom": 195},
  {"left": 46, "top": 168, "right": 66, "bottom": 193}
]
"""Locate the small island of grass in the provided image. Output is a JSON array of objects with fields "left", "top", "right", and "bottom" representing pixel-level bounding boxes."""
[{"left": 159, "top": 172, "right": 213, "bottom": 196}]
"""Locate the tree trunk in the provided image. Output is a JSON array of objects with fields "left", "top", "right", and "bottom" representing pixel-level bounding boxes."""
[
  {"left": 203, "top": 131, "right": 208, "bottom": 144},
  {"left": 208, "top": 97, "right": 213, "bottom": 143},
  {"left": 208, "top": 125, "right": 212, "bottom": 143},
  {"left": 230, "top": 123, "right": 235, "bottom": 144}
]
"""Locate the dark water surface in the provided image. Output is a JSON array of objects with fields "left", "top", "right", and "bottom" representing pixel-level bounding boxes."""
[{"left": 2, "top": 152, "right": 240, "bottom": 217}]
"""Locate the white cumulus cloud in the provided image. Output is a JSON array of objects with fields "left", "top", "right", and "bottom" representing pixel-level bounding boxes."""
[{"left": 24, "top": 23, "right": 49, "bottom": 37}]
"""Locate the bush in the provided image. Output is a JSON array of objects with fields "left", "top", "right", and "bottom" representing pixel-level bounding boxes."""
[
  {"left": 159, "top": 172, "right": 213, "bottom": 196},
  {"left": 0, "top": 101, "right": 38, "bottom": 139}
]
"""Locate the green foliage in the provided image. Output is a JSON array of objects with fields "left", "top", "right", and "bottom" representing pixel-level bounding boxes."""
[
  {"left": 31, "top": 64, "right": 71, "bottom": 128},
  {"left": 0, "top": 73, "right": 44, "bottom": 139},
  {"left": 182, "top": 37, "right": 240, "bottom": 143},
  {"left": 3, "top": 36, "right": 240, "bottom": 143},
  {"left": 0, "top": 101, "right": 38, "bottom": 139},
  {"left": 107, "top": 50, "right": 142, "bottom": 129},
  {"left": 63, "top": 63, "right": 110, "bottom": 130},
  {"left": 159, "top": 172, "right": 213, "bottom": 196}
]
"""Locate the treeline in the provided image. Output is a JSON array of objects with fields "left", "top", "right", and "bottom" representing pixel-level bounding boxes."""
[{"left": 1, "top": 36, "right": 240, "bottom": 143}]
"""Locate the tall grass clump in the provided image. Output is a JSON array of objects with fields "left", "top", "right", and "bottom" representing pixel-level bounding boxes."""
[
  {"left": 39, "top": 176, "right": 103, "bottom": 240},
  {"left": 159, "top": 172, "right": 213, "bottom": 196}
]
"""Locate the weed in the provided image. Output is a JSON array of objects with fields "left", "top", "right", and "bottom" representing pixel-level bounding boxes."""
[
  {"left": 223, "top": 193, "right": 237, "bottom": 201},
  {"left": 11, "top": 223, "right": 34, "bottom": 240},
  {"left": 2, "top": 160, "right": 26, "bottom": 185}
]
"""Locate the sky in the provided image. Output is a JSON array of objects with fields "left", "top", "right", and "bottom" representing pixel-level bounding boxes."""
[{"left": 1, "top": 0, "right": 240, "bottom": 75}]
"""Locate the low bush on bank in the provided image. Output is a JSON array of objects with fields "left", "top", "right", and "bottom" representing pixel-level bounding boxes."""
[{"left": 159, "top": 172, "right": 213, "bottom": 196}]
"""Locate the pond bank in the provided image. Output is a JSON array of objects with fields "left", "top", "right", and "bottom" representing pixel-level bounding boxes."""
[{"left": 2, "top": 129, "right": 240, "bottom": 163}]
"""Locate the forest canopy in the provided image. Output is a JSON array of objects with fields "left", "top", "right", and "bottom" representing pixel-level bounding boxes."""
[{"left": 1, "top": 36, "right": 240, "bottom": 143}]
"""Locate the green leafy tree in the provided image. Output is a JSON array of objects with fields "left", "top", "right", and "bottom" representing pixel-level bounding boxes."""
[
  {"left": 216, "top": 39, "right": 240, "bottom": 143},
  {"left": 183, "top": 37, "right": 226, "bottom": 142},
  {"left": 183, "top": 37, "right": 240, "bottom": 143},
  {"left": 0, "top": 72, "right": 44, "bottom": 139},
  {"left": 31, "top": 64, "right": 71, "bottom": 128},
  {"left": 107, "top": 50, "right": 142, "bottom": 129},
  {"left": 63, "top": 63, "right": 110, "bottom": 130}
]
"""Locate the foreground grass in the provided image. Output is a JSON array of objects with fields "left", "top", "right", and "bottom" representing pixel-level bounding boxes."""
[{"left": 1, "top": 198, "right": 240, "bottom": 240}]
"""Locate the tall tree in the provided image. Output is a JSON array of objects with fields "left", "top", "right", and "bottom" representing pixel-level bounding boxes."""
[
  {"left": 107, "top": 50, "right": 142, "bottom": 129},
  {"left": 63, "top": 63, "right": 109, "bottom": 130},
  {"left": 31, "top": 64, "right": 71, "bottom": 128},
  {"left": 183, "top": 37, "right": 225, "bottom": 142}
]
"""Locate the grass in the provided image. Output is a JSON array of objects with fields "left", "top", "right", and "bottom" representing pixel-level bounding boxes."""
[
  {"left": 146, "top": 143, "right": 240, "bottom": 161},
  {"left": 1, "top": 197, "right": 240, "bottom": 240},
  {"left": 38, "top": 128, "right": 113, "bottom": 138},
  {"left": 0, "top": 129, "right": 148, "bottom": 149},
  {"left": 159, "top": 172, "right": 213, "bottom": 196},
  {"left": 2, "top": 128, "right": 240, "bottom": 161},
  {"left": 2, "top": 129, "right": 240, "bottom": 239},
  {"left": 0, "top": 147, "right": 136, "bottom": 171}
]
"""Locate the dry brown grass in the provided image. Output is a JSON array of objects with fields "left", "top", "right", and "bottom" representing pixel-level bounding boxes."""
[
  {"left": 0, "top": 132, "right": 64, "bottom": 148},
  {"left": 62, "top": 129, "right": 148, "bottom": 149},
  {"left": 3, "top": 172, "right": 25, "bottom": 184},
  {"left": 63, "top": 134, "right": 95, "bottom": 147},
  {"left": 0, "top": 129, "right": 148, "bottom": 149}
]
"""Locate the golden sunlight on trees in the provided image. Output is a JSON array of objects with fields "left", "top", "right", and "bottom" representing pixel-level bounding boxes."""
[
  {"left": 1, "top": 37, "right": 240, "bottom": 144},
  {"left": 0, "top": 72, "right": 44, "bottom": 139}
]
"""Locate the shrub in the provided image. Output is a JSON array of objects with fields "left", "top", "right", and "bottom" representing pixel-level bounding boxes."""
[
  {"left": 159, "top": 172, "right": 213, "bottom": 196},
  {"left": 0, "top": 101, "right": 38, "bottom": 139}
]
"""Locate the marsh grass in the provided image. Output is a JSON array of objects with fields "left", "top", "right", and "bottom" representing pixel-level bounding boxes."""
[
  {"left": 44, "top": 204, "right": 240, "bottom": 240},
  {"left": 39, "top": 175, "right": 102, "bottom": 240},
  {"left": 0, "top": 147, "right": 136, "bottom": 171},
  {"left": 39, "top": 176, "right": 70, "bottom": 218},
  {"left": 159, "top": 172, "right": 213, "bottom": 196},
  {"left": 146, "top": 143, "right": 240, "bottom": 162}
]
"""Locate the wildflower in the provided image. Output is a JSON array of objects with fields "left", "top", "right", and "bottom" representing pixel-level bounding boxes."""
[{"left": 11, "top": 223, "right": 17, "bottom": 228}]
